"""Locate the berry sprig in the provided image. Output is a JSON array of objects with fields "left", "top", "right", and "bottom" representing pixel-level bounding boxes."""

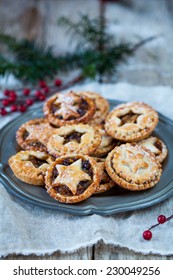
[
  {"left": 0, "top": 75, "right": 83, "bottom": 117},
  {"left": 143, "top": 214, "right": 173, "bottom": 240},
  {"left": 0, "top": 78, "right": 62, "bottom": 116}
]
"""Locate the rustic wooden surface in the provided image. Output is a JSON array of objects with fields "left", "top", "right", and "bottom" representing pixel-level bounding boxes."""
[{"left": 1, "top": 241, "right": 173, "bottom": 260}]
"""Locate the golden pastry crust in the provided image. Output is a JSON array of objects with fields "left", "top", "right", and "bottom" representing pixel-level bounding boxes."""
[
  {"left": 8, "top": 150, "right": 54, "bottom": 185},
  {"left": 93, "top": 158, "right": 115, "bottom": 194},
  {"left": 105, "top": 143, "right": 162, "bottom": 191},
  {"left": 137, "top": 136, "right": 168, "bottom": 163},
  {"left": 45, "top": 154, "right": 100, "bottom": 203},
  {"left": 47, "top": 124, "right": 101, "bottom": 157},
  {"left": 105, "top": 102, "right": 159, "bottom": 142},
  {"left": 16, "top": 118, "right": 57, "bottom": 152},
  {"left": 92, "top": 125, "right": 116, "bottom": 157},
  {"left": 43, "top": 91, "right": 96, "bottom": 127},
  {"left": 79, "top": 91, "right": 109, "bottom": 125}
]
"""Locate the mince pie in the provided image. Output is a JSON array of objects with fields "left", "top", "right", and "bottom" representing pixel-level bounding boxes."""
[
  {"left": 47, "top": 124, "right": 101, "bottom": 157},
  {"left": 8, "top": 92, "right": 165, "bottom": 203},
  {"left": 92, "top": 125, "right": 116, "bottom": 157},
  {"left": 45, "top": 154, "right": 100, "bottom": 203},
  {"left": 16, "top": 118, "right": 57, "bottom": 152},
  {"left": 137, "top": 136, "right": 167, "bottom": 163},
  {"left": 105, "top": 143, "right": 162, "bottom": 191},
  {"left": 43, "top": 91, "right": 96, "bottom": 127},
  {"left": 8, "top": 150, "right": 54, "bottom": 185},
  {"left": 105, "top": 102, "right": 158, "bottom": 142},
  {"left": 93, "top": 158, "right": 115, "bottom": 194},
  {"left": 79, "top": 91, "right": 109, "bottom": 125}
]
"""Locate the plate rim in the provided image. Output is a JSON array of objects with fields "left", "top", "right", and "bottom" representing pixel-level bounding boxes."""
[{"left": 1, "top": 99, "right": 173, "bottom": 215}]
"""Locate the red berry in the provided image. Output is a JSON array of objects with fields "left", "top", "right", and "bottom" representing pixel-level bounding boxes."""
[
  {"left": 39, "top": 80, "right": 47, "bottom": 88},
  {"left": 38, "top": 94, "right": 46, "bottom": 101},
  {"left": 42, "top": 86, "right": 49, "bottom": 94},
  {"left": 10, "top": 105, "right": 18, "bottom": 112},
  {"left": 3, "top": 89, "right": 10, "bottom": 96},
  {"left": 8, "top": 95, "right": 17, "bottom": 103},
  {"left": 158, "top": 215, "right": 167, "bottom": 224},
  {"left": 26, "top": 99, "right": 34, "bottom": 106},
  {"left": 0, "top": 108, "right": 7, "bottom": 116},
  {"left": 2, "top": 99, "right": 10, "bottom": 106},
  {"left": 143, "top": 230, "right": 152, "bottom": 240},
  {"left": 54, "top": 79, "right": 62, "bottom": 87},
  {"left": 23, "top": 88, "right": 30, "bottom": 96},
  {"left": 35, "top": 90, "right": 42, "bottom": 98},
  {"left": 8, "top": 91, "right": 17, "bottom": 103},
  {"left": 9, "top": 91, "right": 17, "bottom": 98},
  {"left": 18, "top": 105, "right": 27, "bottom": 113}
]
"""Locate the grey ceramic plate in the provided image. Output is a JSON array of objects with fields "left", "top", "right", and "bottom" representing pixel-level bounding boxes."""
[{"left": 0, "top": 100, "right": 173, "bottom": 215}]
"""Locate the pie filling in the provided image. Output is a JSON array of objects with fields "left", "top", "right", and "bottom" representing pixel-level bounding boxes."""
[
  {"left": 51, "top": 104, "right": 60, "bottom": 114},
  {"left": 101, "top": 170, "right": 112, "bottom": 185},
  {"left": 27, "top": 141, "right": 45, "bottom": 148},
  {"left": 23, "top": 130, "right": 29, "bottom": 140},
  {"left": 28, "top": 156, "right": 48, "bottom": 168},
  {"left": 54, "top": 180, "right": 92, "bottom": 196},
  {"left": 154, "top": 140, "right": 162, "bottom": 153},
  {"left": 100, "top": 178, "right": 110, "bottom": 185},
  {"left": 101, "top": 120, "right": 105, "bottom": 125},
  {"left": 22, "top": 130, "right": 46, "bottom": 148},
  {"left": 51, "top": 158, "right": 93, "bottom": 196},
  {"left": 63, "top": 131, "right": 84, "bottom": 144},
  {"left": 51, "top": 104, "right": 63, "bottom": 119},
  {"left": 121, "top": 112, "right": 140, "bottom": 125},
  {"left": 76, "top": 99, "right": 89, "bottom": 117}
]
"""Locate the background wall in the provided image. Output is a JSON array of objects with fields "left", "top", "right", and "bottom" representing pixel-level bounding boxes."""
[
  {"left": 0, "top": 0, "right": 100, "bottom": 54},
  {"left": 1, "top": 0, "right": 173, "bottom": 86}
]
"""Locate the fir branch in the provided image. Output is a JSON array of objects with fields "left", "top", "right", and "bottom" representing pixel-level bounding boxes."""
[
  {"left": 0, "top": 34, "right": 73, "bottom": 83},
  {"left": 0, "top": 15, "right": 158, "bottom": 84},
  {"left": 57, "top": 14, "right": 113, "bottom": 50}
]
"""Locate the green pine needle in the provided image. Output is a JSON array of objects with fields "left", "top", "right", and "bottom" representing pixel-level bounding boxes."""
[{"left": 0, "top": 14, "right": 155, "bottom": 83}]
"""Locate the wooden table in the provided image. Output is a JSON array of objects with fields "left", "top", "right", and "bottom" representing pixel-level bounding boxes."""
[{"left": 1, "top": 242, "right": 173, "bottom": 259}]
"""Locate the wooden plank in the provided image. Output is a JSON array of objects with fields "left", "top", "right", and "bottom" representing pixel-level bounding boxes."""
[
  {"left": 94, "top": 241, "right": 173, "bottom": 260},
  {"left": 3, "top": 242, "right": 173, "bottom": 260},
  {"left": 0, "top": 246, "right": 93, "bottom": 260}
]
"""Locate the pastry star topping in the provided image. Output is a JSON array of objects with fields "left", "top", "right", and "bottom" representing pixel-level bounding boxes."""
[
  {"left": 122, "top": 150, "right": 148, "bottom": 173},
  {"left": 54, "top": 92, "right": 79, "bottom": 105},
  {"left": 52, "top": 159, "right": 91, "bottom": 195},
  {"left": 25, "top": 123, "right": 55, "bottom": 145},
  {"left": 54, "top": 103, "right": 80, "bottom": 120}
]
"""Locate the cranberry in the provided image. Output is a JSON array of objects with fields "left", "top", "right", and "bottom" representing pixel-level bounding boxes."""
[
  {"left": 10, "top": 105, "right": 18, "bottom": 112},
  {"left": 8, "top": 95, "right": 17, "bottom": 103},
  {"left": 42, "top": 86, "right": 49, "bottom": 94},
  {"left": 23, "top": 88, "right": 30, "bottom": 96},
  {"left": 143, "top": 230, "right": 152, "bottom": 240},
  {"left": 3, "top": 89, "right": 10, "bottom": 96},
  {"left": 18, "top": 105, "right": 27, "bottom": 113},
  {"left": 38, "top": 94, "right": 46, "bottom": 101},
  {"left": 35, "top": 90, "right": 42, "bottom": 98},
  {"left": 9, "top": 91, "right": 17, "bottom": 98},
  {"left": 39, "top": 80, "right": 47, "bottom": 88},
  {"left": 0, "top": 108, "right": 7, "bottom": 116},
  {"left": 26, "top": 99, "right": 34, "bottom": 106},
  {"left": 157, "top": 215, "right": 167, "bottom": 224},
  {"left": 8, "top": 91, "right": 17, "bottom": 103},
  {"left": 2, "top": 99, "right": 10, "bottom": 106},
  {"left": 54, "top": 79, "right": 62, "bottom": 87}
]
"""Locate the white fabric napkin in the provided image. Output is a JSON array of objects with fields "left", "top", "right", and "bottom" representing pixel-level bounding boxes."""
[{"left": 1, "top": 82, "right": 173, "bottom": 257}]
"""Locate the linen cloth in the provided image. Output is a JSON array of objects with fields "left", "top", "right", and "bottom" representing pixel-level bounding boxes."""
[{"left": 0, "top": 81, "right": 173, "bottom": 257}]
